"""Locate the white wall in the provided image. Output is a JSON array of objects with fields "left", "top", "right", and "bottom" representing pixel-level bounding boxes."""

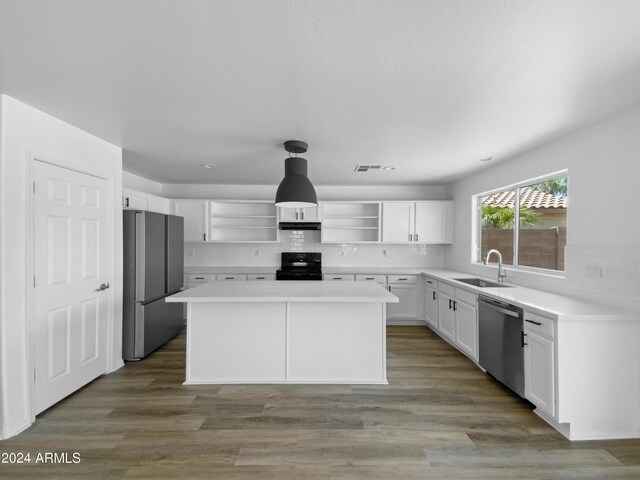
[
  {"left": 0, "top": 95, "right": 123, "bottom": 439},
  {"left": 162, "top": 183, "right": 446, "bottom": 201},
  {"left": 445, "top": 104, "right": 640, "bottom": 311}
]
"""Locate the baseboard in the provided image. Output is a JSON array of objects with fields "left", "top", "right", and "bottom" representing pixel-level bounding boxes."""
[{"left": 0, "top": 416, "right": 32, "bottom": 441}]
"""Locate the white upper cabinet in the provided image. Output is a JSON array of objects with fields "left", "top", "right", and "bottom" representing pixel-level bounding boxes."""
[
  {"left": 381, "top": 202, "right": 414, "bottom": 242},
  {"left": 209, "top": 201, "right": 278, "bottom": 243},
  {"left": 279, "top": 206, "right": 319, "bottom": 222},
  {"left": 414, "top": 201, "right": 453, "bottom": 243},
  {"left": 382, "top": 201, "right": 453, "bottom": 244},
  {"left": 321, "top": 202, "right": 381, "bottom": 243},
  {"left": 147, "top": 193, "right": 172, "bottom": 215},
  {"left": 122, "top": 188, "right": 148, "bottom": 210},
  {"left": 174, "top": 200, "right": 209, "bottom": 243}
]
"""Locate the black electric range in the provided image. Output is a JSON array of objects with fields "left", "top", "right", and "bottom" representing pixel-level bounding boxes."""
[{"left": 276, "top": 252, "right": 322, "bottom": 280}]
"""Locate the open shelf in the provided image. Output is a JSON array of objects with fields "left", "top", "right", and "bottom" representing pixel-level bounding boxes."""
[
  {"left": 320, "top": 202, "right": 381, "bottom": 243},
  {"left": 209, "top": 201, "right": 278, "bottom": 242}
]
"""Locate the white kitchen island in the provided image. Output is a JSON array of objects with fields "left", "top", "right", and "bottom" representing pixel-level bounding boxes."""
[{"left": 166, "top": 281, "right": 398, "bottom": 384}]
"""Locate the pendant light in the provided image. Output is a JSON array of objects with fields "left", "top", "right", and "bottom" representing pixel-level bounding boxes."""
[{"left": 275, "top": 140, "right": 318, "bottom": 207}]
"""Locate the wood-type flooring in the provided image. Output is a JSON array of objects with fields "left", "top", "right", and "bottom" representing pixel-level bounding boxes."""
[{"left": 2, "top": 326, "right": 640, "bottom": 479}]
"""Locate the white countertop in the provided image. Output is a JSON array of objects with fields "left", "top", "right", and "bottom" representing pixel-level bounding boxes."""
[
  {"left": 422, "top": 269, "right": 636, "bottom": 320},
  {"left": 167, "top": 280, "right": 399, "bottom": 303}
]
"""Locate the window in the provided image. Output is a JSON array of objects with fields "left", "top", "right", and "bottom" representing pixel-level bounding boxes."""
[{"left": 477, "top": 174, "right": 567, "bottom": 272}]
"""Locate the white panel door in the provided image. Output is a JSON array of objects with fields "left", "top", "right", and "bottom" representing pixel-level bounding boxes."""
[
  {"left": 381, "top": 202, "right": 414, "bottom": 242},
  {"left": 33, "top": 161, "right": 109, "bottom": 414}
]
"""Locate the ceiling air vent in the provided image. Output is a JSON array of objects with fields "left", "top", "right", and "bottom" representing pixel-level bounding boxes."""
[{"left": 354, "top": 165, "right": 383, "bottom": 172}]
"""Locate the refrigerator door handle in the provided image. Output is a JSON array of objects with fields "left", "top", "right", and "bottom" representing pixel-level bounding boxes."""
[{"left": 134, "top": 303, "right": 145, "bottom": 358}]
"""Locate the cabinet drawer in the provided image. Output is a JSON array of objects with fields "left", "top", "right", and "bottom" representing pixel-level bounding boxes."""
[
  {"left": 186, "top": 274, "right": 214, "bottom": 283},
  {"left": 438, "top": 281, "right": 455, "bottom": 297},
  {"left": 216, "top": 274, "right": 247, "bottom": 281},
  {"left": 323, "top": 275, "right": 354, "bottom": 281},
  {"left": 455, "top": 288, "right": 477, "bottom": 306},
  {"left": 355, "top": 274, "right": 386, "bottom": 284},
  {"left": 388, "top": 275, "right": 417, "bottom": 284},
  {"left": 247, "top": 274, "right": 275, "bottom": 281},
  {"left": 424, "top": 276, "right": 438, "bottom": 288},
  {"left": 524, "top": 311, "right": 555, "bottom": 339}
]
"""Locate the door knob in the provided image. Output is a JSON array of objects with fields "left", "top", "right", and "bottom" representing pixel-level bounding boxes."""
[{"left": 96, "top": 283, "right": 110, "bottom": 291}]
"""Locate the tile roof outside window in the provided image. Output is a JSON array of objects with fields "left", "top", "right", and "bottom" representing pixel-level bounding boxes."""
[{"left": 482, "top": 188, "right": 567, "bottom": 209}]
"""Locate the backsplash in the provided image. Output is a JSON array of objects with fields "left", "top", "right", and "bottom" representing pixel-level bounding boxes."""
[{"left": 184, "top": 230, "right": 444, "bottom": 268}]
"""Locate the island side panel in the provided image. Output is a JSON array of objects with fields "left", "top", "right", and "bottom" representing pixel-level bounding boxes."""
[
  {"left": 287, "top": 302, "right": 387, "bottom": 384},
  {"left": 186, "top": 302, "right": 286, "bottom": 384}
]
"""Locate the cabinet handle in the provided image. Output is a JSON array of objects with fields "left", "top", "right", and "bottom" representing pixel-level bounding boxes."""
[
  {"left": 398, "top": 278, "right": 408, "bottom": 281},
  {"left": 366, "top": 277, "right": 375, "bottom": 280},
  {"left": 415, "top": 234, "right": 419, "bottom": 242},
  {"left": 453, "top": 300, "right": 457, "bottom": 312},
  {"left": 388, "top": 286, "right": 391, "bottom": 292},
  {"left": 256, "top": 276, "right": 265, "bottom": 280},
  {"left": 296, "top": 211, "right": 299, "bottom": 220},
  {"left": 125, "top": 197, "right": 130, "bottom": 208},
  {"left": 426, "top": 280, "right": 433, "bottom": 284},
  {"left": 203, "top": 233, "right": 206, "bottom": 241},
  {"left": 522, "top": 331, "right": 528, "bottom": 347},
  {"left": 448, "top": 299, "right": 452, "bottom": 310},
  {"left": 432, "top": 291, "right": 436, "bottom": 300},
  {"left": 301, "top": 211, "right": 304, "bottom": 220},
  {"left": 525, "top": 319, "right": 542, "bottom": 326},
  {"left": 408, "top": 234, "right": 412, "bottom": 241},
  {"left": 195, "top": 277, "right": 204, "bottom": 280},
  {"left": 333, "top": 277, "right": 342, "bottom": 280},
  {"left": 225, "top": 277, "right": 234, "bottom": 280}
]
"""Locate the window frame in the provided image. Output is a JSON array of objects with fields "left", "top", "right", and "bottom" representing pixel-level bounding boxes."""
[{"left": 473, "top": 170, "right": 568, "bottom": 276}]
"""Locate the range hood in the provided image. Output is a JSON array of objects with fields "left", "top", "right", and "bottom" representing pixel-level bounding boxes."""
[{"left": 278, "top": 222, "right": 321, "bottom": 230}]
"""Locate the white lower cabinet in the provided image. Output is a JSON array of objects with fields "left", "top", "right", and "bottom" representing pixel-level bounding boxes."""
[
  {"left": 524, "top": 311, "right": 556, "bottom": 418},
  {"left": 434, "top": 281, "right": 477, "bottom": 361},
  {"left": 424, "top": 277, "right": 438, "bottom": 329},
  {"left": 453, "top": 298, "right": 477, "bottom": 360},
  {"left": 387, "top": 283, "right": 418, "bottom": 321}
]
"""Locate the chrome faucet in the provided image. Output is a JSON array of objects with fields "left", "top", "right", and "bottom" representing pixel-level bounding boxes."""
[{"left": 484, "top": 249, "right": 507, "bottom": 283}]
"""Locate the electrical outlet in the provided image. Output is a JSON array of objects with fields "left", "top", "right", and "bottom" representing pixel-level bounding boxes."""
[
  {"left": 255, "top": 249, "right": 261, "bottom": 256},
  {"left": 383, "top": 250, "right": 389, "bottom": 257},
  {"left": 189, "top": 249, "right": 196, "bottom": 257}
]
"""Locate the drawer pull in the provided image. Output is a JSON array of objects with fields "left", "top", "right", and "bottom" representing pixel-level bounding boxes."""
[
  {"left": 366, "top": 277, "right": 375, "bottom": 280},
  {"left": 333, "top": 277, "right": 342, "bottom": 280},
  {"left": 398, "top": 278, "right": 408, "bottom": 281},
  {"left": 256, "top": 276, "right": 265, "bottom": 280},
  {"left": 432, "top": 291, "right": 436, "bottom": 300},
  {"left": 525, "top": 319, "right": 542, "bottom": 326},
  {"left": 426, "top": 280, "right": 433, "bottom": 284},
  {"left": 225, "top": 277, "right": 234, "bottom": 280},
  {"left": 194, "top": 277, "right": 204, "bottom": 280}
]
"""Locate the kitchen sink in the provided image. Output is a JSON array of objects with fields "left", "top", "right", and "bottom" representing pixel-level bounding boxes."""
[{"left": 453, "top": 278, "right": 515, "bottom": 288}]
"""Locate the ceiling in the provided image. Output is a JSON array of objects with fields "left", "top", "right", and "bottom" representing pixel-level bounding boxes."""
[{"left": 2, "top": 0, "right": 640, "bottom": 186}]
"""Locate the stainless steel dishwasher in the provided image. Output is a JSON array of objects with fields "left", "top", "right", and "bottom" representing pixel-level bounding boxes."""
[{"left": 478, "top": 295, "right": 525, "bottom": 397}]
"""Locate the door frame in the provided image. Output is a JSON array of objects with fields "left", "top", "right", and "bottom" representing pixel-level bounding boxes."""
[{"left": 25, "top": 150, "right": 116, "bottom": 421}]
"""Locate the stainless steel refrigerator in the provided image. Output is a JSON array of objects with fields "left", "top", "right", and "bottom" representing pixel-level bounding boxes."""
[{"left": 123, "top": 210, "right": 184, "bottom": 360}]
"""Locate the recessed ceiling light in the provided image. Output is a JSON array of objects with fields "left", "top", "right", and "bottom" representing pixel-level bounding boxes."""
[
  {"left": 382, "top": 166, "right": 398, "bottom": 171},
  {"left": 201, "top": 163, "right": 217, "bottom": 169},
  {"left": 479, "top": 157, "right": 493, "bottom": 162}
]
